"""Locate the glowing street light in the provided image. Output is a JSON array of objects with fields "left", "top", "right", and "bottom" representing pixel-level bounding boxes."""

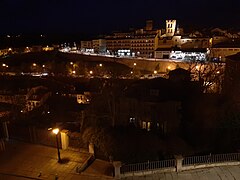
[
  {"left": 89, "top": 70, "right": 93, "bottom": 75},
  {"left": 72, "top": 70, "right": 76, "bottom": 74},
  {"left": 154, "top": 70, "right": 157, "bottom": 74},
  {"left": 99, "top": 63, "right": 102, "bottom": 67},
  {"left": 52, "top": 128, "right": 61, "bottom": 163},
  {"left": 42, "top": 65, "right": 45, "bottom": 68},
  {"left": 196, "top": 65, "right": 200, "bottom": 71},
  {"left": 52, "top": 128, "right": 59, "bottom": 134},
  {"left": 70, "top": 62, "right": 73, "bottom": 65},
  {"left": 33, "top": 63, "right": 37, "bottom": 67},
  {"left": 133, "top": 63, "right": 137, "bottom": 66},
  {"left": 2, "top": 64, "right": 6, "bottom": 67}
]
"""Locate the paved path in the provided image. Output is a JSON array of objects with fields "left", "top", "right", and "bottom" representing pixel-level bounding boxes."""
[
  {"left": 0, "top": 140, "right": 92, "bottom": 179},
  {"left": 1, "top": 141, "right": 240, "bottom": 179},
  {"left": 122, "top": 165, "right": 240, "bottom": 180},
  {"left": 82, "top": 159, "right": 114, "bottom": 177}
]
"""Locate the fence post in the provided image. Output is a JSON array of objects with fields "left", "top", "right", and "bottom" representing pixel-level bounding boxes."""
[
  {"left": 0, "top": 139, "right": 5, "bottom": 151},
  {"left": 60, "top": 130, "right": 69, "bottom": 150},
  {"left": 175, "top": 155, "right": 183, "bottom": 172},
  {"left": 89, "top": 143, "right": 94, "bottom": 155},
  {"left": 113, "top": 161, "right": 121, "bottom": 179},
  {"left": 2, "top": 121, "right": 9, "bottom": 141}
]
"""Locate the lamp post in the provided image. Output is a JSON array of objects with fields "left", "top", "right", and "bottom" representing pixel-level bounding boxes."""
[{"left": 52, "top": 128, "right": 61, "bottom": 163}]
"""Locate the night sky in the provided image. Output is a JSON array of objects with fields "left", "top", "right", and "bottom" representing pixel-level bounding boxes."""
[{"left": 1, "top": 0, "right": 240, "bottom": 35}]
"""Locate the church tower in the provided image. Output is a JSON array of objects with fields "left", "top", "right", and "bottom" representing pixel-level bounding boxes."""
[{"left": 166, "top": 20, "right": 176, "bottom": 37}]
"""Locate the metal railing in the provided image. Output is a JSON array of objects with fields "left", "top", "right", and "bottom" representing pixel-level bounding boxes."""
[
  {"left": 120, "top": 159, "right": 175, "bottom": 174},
  {"left": 183, "top": 153, "right": 240, "bottom": 166}
]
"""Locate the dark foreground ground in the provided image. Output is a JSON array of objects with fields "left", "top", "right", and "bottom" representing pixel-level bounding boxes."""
[
  {"left": 0, "top": 140, "right": 113, "bottom": 180},
  {"left": 1, "top": 140, "right": 240, "bottom": 179}
]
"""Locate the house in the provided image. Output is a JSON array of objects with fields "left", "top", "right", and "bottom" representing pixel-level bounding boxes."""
[
  {"left": 114, "top": 78, "right": 183, "bottom": 135},
  {"left": 26, "top": 86, "right": 51, "bottom": 112},
  {"left": 210, "top": 41, "right": 240, "bottom": 62}
]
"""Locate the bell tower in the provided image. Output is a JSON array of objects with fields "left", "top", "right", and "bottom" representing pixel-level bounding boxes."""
[{"left": 166, "top": 20, "right": 176, "bottom": 37}]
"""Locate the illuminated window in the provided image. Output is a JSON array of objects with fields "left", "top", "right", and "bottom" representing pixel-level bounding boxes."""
[
  {"left": 147, "top": 122, "right": 151, "bottom": 131},
  {"left": 142, "top": 121, "right": 146, "bottom": 129}
]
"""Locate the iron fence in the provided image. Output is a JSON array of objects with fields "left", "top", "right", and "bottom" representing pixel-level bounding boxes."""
[
  {"left": 120, "top": 159, "right": 175, "bottom": 174},
  {"left": 183, "top": 153, "right": 240, "bottom": 166}
]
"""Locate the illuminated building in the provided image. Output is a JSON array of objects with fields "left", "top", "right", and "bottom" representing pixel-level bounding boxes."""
[
  {"left": 76, "top": 92, "right": 91, "bottom": 104},
  {"left": 210, "top": 41, "right": 240, "bottom": 62},
  {"left": 106, "top": 38, "right": 131, "bottom": 55},
  {"left": 131, "top": 36, "right": 155, "bottom": 57},
  {"left": 42, "top": 46, "right": 54, "bottom": 51},
  {"left": 166, "top": 20, "right": 177, "bottom": 37},
  {"left": 26, "top": 86, "right": 51, "bottom": 112},
  {"left": 79, "top": 20, "right": 240, "bottom": 61},
  {"left": 104, "top": 20, "right": 157, "bottom": 57},
  {"left": 92, "top": 39, "right": 106, "bottom": 54},
  {"left": 154, "top": 20, "right": 212, "bottom": 60},
  {"left": 81, "top": 41, "right": 93, "bottom": 49},
  {"left": 154, "top": 47, "right": 173, "bottom": 59}
]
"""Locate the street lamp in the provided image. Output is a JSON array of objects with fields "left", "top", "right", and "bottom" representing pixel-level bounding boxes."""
[{"left": 52, "top": 128, "right": 61, "bottom": 163}]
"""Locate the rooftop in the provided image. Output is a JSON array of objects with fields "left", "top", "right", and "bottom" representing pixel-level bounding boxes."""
[{"left": 213, "top": 40, "right": 240, "bottom": 48}]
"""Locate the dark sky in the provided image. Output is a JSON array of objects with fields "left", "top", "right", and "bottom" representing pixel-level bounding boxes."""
[{"left": 1, "top": 0, "right": 240, "bottom": 35}]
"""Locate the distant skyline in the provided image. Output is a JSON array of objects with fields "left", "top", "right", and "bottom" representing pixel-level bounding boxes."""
[{"left": 1, "top": 0, "right": 240, "bottom": 35}]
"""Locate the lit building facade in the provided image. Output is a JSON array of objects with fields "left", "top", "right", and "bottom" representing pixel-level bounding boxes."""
[
  {"left": 210, "top": 41, "right": 240, "bottom": 62},
  {"left": 81, "top": 41, "right": 93, "bottom": 49},
  {"left": 130, "top": 36, "right": 155, "bottom": 57},
  {"left": 92, "top": 39, "right": 106, "bottom": 54},
  {"left": 154, "top": 19, "right": 211, "bottom": 60},
  {"left": 166, "top": 20, "right": 177, "bottom": 37},
  {"left": 79, "top": 20, "right": 240, "bottom": 61},
  {"left": 106, "top": 38, "right": 131, "bottom": 54},
  {"left": 26, "top": 86, "right": 51, "bottom": 112},
  {"left": 104, "top": 20, "right": 158, "bottom": 57}
]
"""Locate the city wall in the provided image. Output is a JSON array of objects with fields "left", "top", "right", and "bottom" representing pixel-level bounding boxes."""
[{"left": 59, "top": 52, "right": 190, "bottom": 73}]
